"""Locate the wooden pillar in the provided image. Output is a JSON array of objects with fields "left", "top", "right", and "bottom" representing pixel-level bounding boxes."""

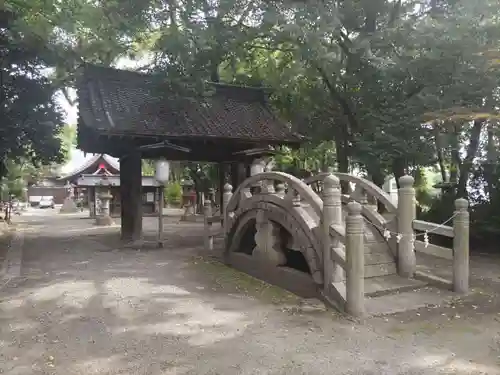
[
  {"left": 88, "top": 188, "right": 94, "bottom": 218},
  {"left": 230, "top": 162, "right": 239, "bottom": 192},
  {"left": 218, "top": 163, "right": 225, "bottom": 214},
  {"left": 229, "top": 162, "right": 247, "bottom": 189},
  {"left": 238, "top": 163, "right": 247, "bottom": 185},
  {"left": 120, "top": 151, "right": 142, "bottom": 241}
]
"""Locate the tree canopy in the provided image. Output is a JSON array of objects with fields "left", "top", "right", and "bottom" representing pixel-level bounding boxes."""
[{"left": 3, "top": 0, "right": 500, "bottom": 245}]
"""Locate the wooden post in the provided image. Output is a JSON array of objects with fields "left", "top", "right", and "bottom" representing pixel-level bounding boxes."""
[
  {"left": 222, "top": 183, "right": 233, "bottom": 247},
  {"left": 204, "top": 199, "right": 213, "bottom": 251},
  {"left": 88, "top": 188, "right": 95, "bottom": 218},
  {"left": 218, "top": 163, "right": 225, "bottom": 215},
  {"left": 158, "top": 185, "right": 164, "bottom": 248},
  {"left": 322, "top": 174, "right": 343, "bottom": 294},
  {"left": 230, "top": 163, "right": 239, "bottom": 193},
  {"left": 222, "top": 183, "right": 233, "bottom": 219},
  {"left": 397, "top": 175, "right": 416, "bottom": 277},
  {"left": 345, "top": 201, "right": 365, "bottom": 317},
  {"left": 120, "top": 151, "right": 143, "bottom": 241},
  {"left": 238, "top": 163, "right": 247, "bottom": 186},
  {"left": 453, "top": 198, "right": 469, "bottom": 294}
]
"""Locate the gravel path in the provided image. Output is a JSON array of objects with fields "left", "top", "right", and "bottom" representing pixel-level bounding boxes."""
[{"left": 0, "top": 210, "right": 499, "bottom": 375}]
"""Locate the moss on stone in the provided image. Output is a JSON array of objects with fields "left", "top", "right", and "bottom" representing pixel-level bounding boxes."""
[{"left": 190, "top": 256, "right": 301, "bottom": 304}]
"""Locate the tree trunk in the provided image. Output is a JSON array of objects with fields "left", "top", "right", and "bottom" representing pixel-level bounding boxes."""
[
  {"left": 433, "top": 122, "right": 448, "bottom": 183},
  {"left": 484, "top": 122, "right": 497, "bottom": 201},
  {"left": 449, "top": 123, "right": 461, "bottom": 184},
  {"left": 366, "top": 165, "right": 385, "bottom": 188},
  {"left": 335, "top": 129, "right": 350, "bottom": 193},
  {"left": 392, "top": 158, "right": 406, "bottom": 189},
  {"left": 456, "top": 119, "right": 484, "bottom": 198}
]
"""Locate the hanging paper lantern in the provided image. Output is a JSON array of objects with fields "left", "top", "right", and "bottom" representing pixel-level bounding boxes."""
[{"left": 155, "top": 159, "right": 170, "bottom": 184}]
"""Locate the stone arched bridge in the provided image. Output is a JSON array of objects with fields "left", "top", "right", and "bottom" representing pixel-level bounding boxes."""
[{"left": 204, "top": 171, "right": 470, "bottom": 316}]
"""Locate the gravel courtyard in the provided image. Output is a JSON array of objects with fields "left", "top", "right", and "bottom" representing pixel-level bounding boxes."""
[{"left": 0, "top": 209, "right": 499, "bottom": 375}]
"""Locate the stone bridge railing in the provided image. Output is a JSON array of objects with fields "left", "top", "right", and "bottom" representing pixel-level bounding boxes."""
[
  {"left": 412, "top": 198, "right": 470, "bottom": 294},
  {"left": 202, "top": 171, "right": 470, "bottom": 317}
]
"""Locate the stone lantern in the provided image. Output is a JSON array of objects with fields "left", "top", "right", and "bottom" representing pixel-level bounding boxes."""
[
  {"left": 95, "top": 184, "right": 114, "bottom": 226},
  {"left": 59, "top": 181, "right": 79, "bottom": 213},
  {"left": 250, "top": 157, "right": 268, "bottom": 193},
  {"left": 181, "top": 178, "right": 196, "bottom": 221}
]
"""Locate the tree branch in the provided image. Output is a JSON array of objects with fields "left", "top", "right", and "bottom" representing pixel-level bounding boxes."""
[{"left": 314, "top": 64, "right": 360, "bottom": 133}]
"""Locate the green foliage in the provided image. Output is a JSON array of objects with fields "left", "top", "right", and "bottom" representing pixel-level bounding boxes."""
[
  {"left": 4, "top": 0, "right": 500, "bottom": 248},
  {"left": 141, "top": 160, "right": 155, "bottom": 176},
  {"left": 273, "top": 142, "right": 336, "bottom": 173},
  {"left": 1, "top": 6, "right": 67, "bottom": 178},
  {"left": 165, "top": 182, "right": 182, "bottom": 206},
  {"left": 59, "top": 125, "right": 77, "bottom": 162}
]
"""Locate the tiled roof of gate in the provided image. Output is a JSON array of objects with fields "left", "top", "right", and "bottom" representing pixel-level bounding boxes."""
[{"left": 77, "top": 65, "right": 303, "bottom": 144}]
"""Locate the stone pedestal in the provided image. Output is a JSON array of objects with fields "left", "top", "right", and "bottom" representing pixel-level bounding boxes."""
[
  {"left": 95, "top": 190, "right": 114, "bottom": 226},
  {"left": 59, "top": 197, "right": 79, "bottom": 213},
  {"left": 253, "top": 210, "right": 286, "bottom": 266}
]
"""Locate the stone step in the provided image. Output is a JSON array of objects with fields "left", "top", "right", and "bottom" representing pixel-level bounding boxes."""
[
  {"left": 365, "top": 284, "right": 453, "bottom": 316},
  {"left": 364, "top": 262, "right": 397, "bottom": 278},
  {"left": 364, "top": 274, "right": 428, "bottom": 297},
  {"left": 365, "top": 251, "right": 394, "bottom": 265},
  {"left": 364, "top": 241, "right": 392, "bottom": 253}
]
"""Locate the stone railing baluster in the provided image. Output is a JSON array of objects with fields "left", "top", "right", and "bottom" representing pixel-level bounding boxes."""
[
  {"left": 345, "top": 201, "right": 365, "bottom": 317},
  {"left": 322, "top": 174, "right": 344, "bottom": 292},
  {"left": 276, "top": 183, "right": 286, "bottom": 198},
  {"left": 204, "top": 199, "right": 213, "bottom": 251},
  {"left": 397, "top": 175, "right": 416, "bottom": 277},
  {"left": 453, "top": 198, "right": 469, "bottom": 294}
]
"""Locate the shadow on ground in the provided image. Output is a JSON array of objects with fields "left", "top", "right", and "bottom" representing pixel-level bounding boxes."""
[{"left": 0, "top": 214, "right": 499, "bottom": 374}]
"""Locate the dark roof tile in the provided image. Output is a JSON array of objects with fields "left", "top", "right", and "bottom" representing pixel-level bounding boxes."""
[{"left": 77, "top": 65, "right": 303, "bottom": 144}]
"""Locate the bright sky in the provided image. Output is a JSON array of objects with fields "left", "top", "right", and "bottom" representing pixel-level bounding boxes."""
[
  {"left": 56, "top": 89, "right": 86, "bottom": 174},
  {"left": 57, "top": 57, "right": 150, "bottom": 175}
]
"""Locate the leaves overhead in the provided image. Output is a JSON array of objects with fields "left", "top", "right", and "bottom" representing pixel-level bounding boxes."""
[{"left": 3, "top": 0, "right": 500, "bottom": 240}]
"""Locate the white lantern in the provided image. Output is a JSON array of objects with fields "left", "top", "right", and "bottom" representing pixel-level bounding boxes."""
[{"left": 155, "top": 159, "right": 170, "bottom": 184}]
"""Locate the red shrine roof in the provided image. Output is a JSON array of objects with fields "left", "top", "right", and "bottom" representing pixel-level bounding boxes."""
[{"left": 60, "top": 154, "right": 119, "bottom": 180}]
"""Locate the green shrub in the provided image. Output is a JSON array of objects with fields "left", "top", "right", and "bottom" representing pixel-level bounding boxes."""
[{"left": 165, "top": 182, "right": 182, "bottom": 206}]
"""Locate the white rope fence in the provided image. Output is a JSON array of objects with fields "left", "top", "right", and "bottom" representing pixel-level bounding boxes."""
[{"left": 362, "top": 213, "right": 458, "bottom": 250}]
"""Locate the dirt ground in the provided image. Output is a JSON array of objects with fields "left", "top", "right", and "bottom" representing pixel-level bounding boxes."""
[
  {"left": 0, "top": 210, "right": 499, "bottom": 375},
  {"left": 0, "top": 221, "right": 13, "bottom": 273}
]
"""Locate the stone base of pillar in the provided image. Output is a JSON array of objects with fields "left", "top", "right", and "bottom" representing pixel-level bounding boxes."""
[
  {"left": 59, "top": 197, "right": 79, "bottom": 213},
  {"left": 253, "top": 211, "right": 286, "bottom": 267},
  {"left": 180, "top": 204, "right": 197, "bottom": 221},
  {"left": 180, "top": 214, "right": 204, "bottom": 222},
  {"left": 95, "top": 215, "right": 114, "bottom": 226}
]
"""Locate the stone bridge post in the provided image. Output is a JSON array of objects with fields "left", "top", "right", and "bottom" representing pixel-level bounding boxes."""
[
  {"left": 222, "top": 183, "right": 233, "bottom": 247},
  {"left": 346, "top": 201, "right": 365, "bottom": 317},
  {"left": 322, "top": 174, "right": 344, "bottom": 294},
  {"left": 453, "top": 198, "right": 469, "bottom": 294},
  {"left": 204, "top": 199, "right": 213, "bottom": 251},
  {"left": 397, "top": 175, "right": 416, "bottom": 277}
]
